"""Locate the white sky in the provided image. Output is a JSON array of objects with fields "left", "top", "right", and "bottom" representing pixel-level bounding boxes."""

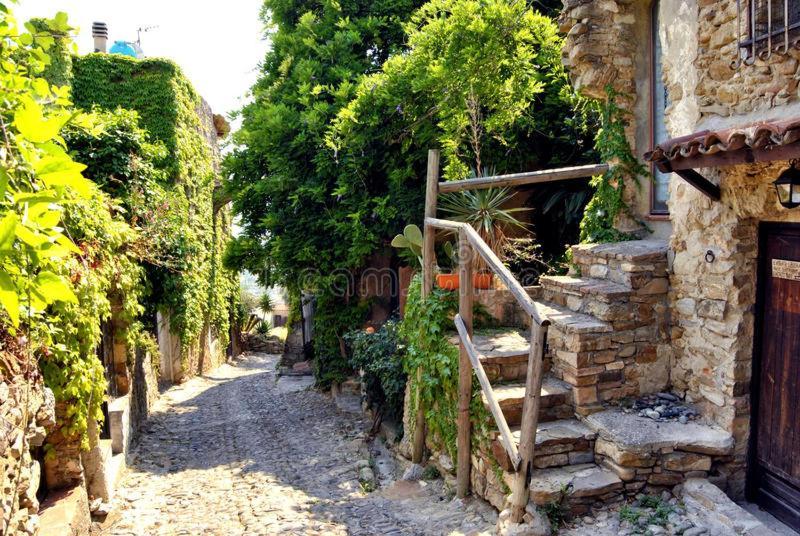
[{"left": 14, "top": 0, "right": 270, "bottom": 119}]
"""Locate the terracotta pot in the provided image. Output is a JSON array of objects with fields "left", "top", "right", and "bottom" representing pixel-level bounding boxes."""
[
  {"left": 473, "top": 273, "right": 493, "bottom": 289},
  {"left": 435, "top": 273, "right": 494, "bottom": 290},
  {"left": 436, "top": 273, "right": 460, "bottom": 290}
]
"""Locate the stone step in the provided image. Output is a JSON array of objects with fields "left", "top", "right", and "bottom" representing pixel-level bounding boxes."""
[
  {"left": 528, "top": 463, "right": 624, "bottom": 515},
  {"left": 584, "top": 409, "right": 735, "bottom": 491},
  {"left": 489, "top": 418, "right": 597, "bottom": 471},
  {"left": 481, "top": 375, "right": 573, "bottom": 426},
  {"left": 448, "top": 328, "right": 532, "bottom": 382},
  {"left": 540, "top": 275, "right": 632, "bottom": 303},
  {"left": 532, "top": 301, "right": 612, "bottom": 335},
  {"left": 540, "top": 275, "right": 639, "bottom": 327},
  {"left": 569, "top": 240, "right": 669, "bottom": 291}
]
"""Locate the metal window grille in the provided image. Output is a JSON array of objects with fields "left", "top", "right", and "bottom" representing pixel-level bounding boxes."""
[{"left": 734, "top": 0, "right": 800, "bottom": 67}]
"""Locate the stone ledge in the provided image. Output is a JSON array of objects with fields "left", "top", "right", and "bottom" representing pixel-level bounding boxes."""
[
  {"left": 585, "top": 409, "right": 735, "bottom": 456},
  {"left": 540, "top": 275, "right": 632, "bottom": 302},
  {"left": 681, "top": 478, "right": 777, "bottom": 535},
  {"left": 529, "top": 463, "right": 623, "bottom": 505},
  {"left": 571, "top": 240, "right": 669, "bottom": 263},
  {"left": 482, "top": 375, "right": 573, "bottom": 426},
  {"left": 39, "top": 485, "right": 91, "bottom": 536},
  {"left": 535, "top": 301, "right": 613, "bottom": 334}
]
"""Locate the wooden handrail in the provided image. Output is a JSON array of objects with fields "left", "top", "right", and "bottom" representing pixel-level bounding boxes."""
[
  {"left": 455, "top": 314, "right": 522, "bottom": 470},
  {"left": 437, "top": 163, "right": 609, "bottom": 193},
  {"left": 424, "top": 217, "right": 550, "bottom": 328}
]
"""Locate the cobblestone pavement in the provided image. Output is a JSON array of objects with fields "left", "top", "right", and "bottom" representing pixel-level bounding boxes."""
[{"left": 99, "top": 353, "right": 496, "bottom": 536}]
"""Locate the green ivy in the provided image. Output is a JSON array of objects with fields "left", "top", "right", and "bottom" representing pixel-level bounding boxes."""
[
  {"left": 579, "top": 87, "right": 649, "bottom": 243},
  {"left": 345, "top": 319, "right": 407, "bottom": 424},
  {"left": 68, "top": 54, "right": 238, "bottom": 355},
  {"left": 398, "top": 275, "right": 494, "bottom": 461}
]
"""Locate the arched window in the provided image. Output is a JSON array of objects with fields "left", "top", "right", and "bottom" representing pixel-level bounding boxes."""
[{"left": 651, "top": 0, "right": 670, "bottom": 215}]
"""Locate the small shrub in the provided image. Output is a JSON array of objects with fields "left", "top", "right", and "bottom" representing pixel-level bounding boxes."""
[
  {"left": 541, "top": 483, "right": 572, "bottom": 532},
  {"left": 422, "top": 465, "right": 440, "bottom": 480},
  {"left": 345, "top": 319, "right": 407, "bottom": 424}
]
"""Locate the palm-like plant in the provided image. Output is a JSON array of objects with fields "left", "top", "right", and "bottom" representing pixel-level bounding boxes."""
[
  {"left": 259, "top": 293, "right": 274, "bottom": 322},
  {"left": 439, "top": 187, "right": 530, "bottom": 269}
]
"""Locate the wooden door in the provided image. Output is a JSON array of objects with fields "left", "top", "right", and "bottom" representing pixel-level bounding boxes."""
[{"left": 750, "top": 223, "right": 800, "bottom": 530}]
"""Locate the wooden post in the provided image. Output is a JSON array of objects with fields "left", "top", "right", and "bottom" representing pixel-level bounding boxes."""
[
  {"left": 413, "top": 148, "right": 440, "bottom": 464},
  {"left": 456, "top": 227, "right": 473, "bottom": 498},
  {"left": 422, "top": 149, "right": 440, "bottom": 297},
  {"left": 509, "top": 323, "right": 548, "bottom": 522}
]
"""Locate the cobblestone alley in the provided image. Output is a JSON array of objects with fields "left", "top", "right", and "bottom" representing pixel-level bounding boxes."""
[{"left": 97, "top": 353, "right": 497, "bottom": 535}]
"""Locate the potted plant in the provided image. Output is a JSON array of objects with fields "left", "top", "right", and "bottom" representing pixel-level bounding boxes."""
[
  {"left": 438, "top": 187, "right": 530, "bottom": 289},
  {"left": 435, "top": 241, "right": 493, "bottom": 290}
]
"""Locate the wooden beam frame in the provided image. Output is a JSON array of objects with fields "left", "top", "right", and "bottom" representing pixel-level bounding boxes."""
[
  {"left": 655, "top": 159, "right": 721, "bottom": 201},
  {"left": 455, "top": 314, "right": 521, "bottom": 470},
  {"left": 437, "top": 163, "right": 608, "bottom": 193},
  {"left": 456, "top": 229, "right": 474, "bottom": 498}
]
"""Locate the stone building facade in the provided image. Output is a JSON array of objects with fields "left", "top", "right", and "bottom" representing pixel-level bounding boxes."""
[{"left": 560, "top": 0, "right": 800, "bottom": 523}]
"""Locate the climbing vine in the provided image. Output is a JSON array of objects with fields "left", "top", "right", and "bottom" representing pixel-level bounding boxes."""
[
  {"left": 579, "top": 87, "right": 649, "bottom": 243},
  {"left": 68, "top": 54, "right": 237, "bottom": 354},
  {"left": 398, "top": 276, "right": 494, "bottom": 461}
]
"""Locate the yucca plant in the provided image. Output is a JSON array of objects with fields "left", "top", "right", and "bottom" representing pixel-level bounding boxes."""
[{"left": 439, "top": 187, "right": 530, "bottom": 270}]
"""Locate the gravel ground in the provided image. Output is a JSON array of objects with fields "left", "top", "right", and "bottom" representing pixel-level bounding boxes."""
[{"left": 95, "top": 352, "right": 496, "bottom": 536}]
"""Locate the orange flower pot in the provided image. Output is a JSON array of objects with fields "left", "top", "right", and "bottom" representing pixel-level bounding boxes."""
[
  {"left": 436, "top": 273, "right": 460, "bottom": 290},
  {"left": 435, "top": 273, "right": 494, "bottom": 290}
]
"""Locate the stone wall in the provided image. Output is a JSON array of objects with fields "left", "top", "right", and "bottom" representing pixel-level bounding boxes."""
[
  {"left": 559, "top": 0, "right": 672, "bottom": 238},
  {"left": 1, "top": 366, "right": 56, "bottom": 535},
  {"left": 668, "top": 160, "right": 800, "bottom": 496},
  {"left": 695, "top": 0, "right": 800, "bottom": 123}
]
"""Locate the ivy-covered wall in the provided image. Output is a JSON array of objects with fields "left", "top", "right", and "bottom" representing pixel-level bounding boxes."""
[{"left": 68, "top": 54, "right": 238, "bottom": 371}]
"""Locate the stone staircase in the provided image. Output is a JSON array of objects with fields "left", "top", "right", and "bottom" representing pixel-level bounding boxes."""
[{"left": 465, "top": 240, "right": 735, "bottom": 516}]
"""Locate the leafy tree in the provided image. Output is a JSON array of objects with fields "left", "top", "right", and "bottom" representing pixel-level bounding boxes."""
[{"left": 225, "top": 0, "right": 424, "bottom": 384}]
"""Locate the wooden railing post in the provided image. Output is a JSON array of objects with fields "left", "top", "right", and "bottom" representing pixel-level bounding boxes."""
[
  {"left": 456, "top": 227, "right": 473, "bottom": 498},
  {"left": 413, "top": 148, "right": 440, "bottom": 464},
  {"left": 509, "top": 323, "right": 548, "bottom": 522}
]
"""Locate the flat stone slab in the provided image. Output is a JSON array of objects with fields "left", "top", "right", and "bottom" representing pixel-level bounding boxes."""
[
  {"left": 448, "top": 328, "right": 530, "bottom": 362},
  {"left": 540, "top": 275, "right": 631, "bottom": 302},
  {"left": 572, "top": 239, "right": 668, "bottom": 262},
  {"left": 484, "top": 375, "right": 572, "bottom": 410},
  {"left": 585, "top": 409, "right": 734, "bottom": 455},
  {"left": 529, "top": 463, "right": 622, "bottom": 504},
  {"left": 506, "top": 418, "right": 596, "bottom": 448},
  {"left": 535, "top": 301, "right": 613, "bottom": 334},
  {"left": 682, "top": 478, "right": 777, "bottom": 535}
]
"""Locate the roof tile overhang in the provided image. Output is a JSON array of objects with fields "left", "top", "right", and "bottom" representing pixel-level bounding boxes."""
[{"left": 643, "top": 118, "right": 800, "bottom": 201}]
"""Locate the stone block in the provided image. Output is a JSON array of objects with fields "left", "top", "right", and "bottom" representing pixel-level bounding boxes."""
[
  {"left": 663, "top": 452, "right": 712, "bottom": 472},
  {"left": 595, "top": 438, "right": 655, "bottom": 468}
]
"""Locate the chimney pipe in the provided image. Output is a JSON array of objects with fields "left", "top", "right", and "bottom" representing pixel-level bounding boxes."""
[{"left": 92, "top": 22, "right": 108, "bottom": 53}]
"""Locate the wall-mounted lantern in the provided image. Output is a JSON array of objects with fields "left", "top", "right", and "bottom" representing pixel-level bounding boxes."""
[{"left": 774, "top": 160, "right": 800, "bottom": 209}]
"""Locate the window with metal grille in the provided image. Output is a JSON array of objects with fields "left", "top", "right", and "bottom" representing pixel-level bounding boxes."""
[{"left": 737, "top": 0, "right": 800, "bottom": 64}]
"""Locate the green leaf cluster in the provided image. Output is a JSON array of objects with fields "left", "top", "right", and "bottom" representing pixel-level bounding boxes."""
[
  {"left": 579, "top": 87, "right": 649, "bottom": 243},
  {"left": 67, "top": 54, "right": 239, "bottom": 355},
  {"left": 0, "top": 6, "right": 146, "bottom": 443},
  {"left": 227, "top": 0, "right": 596, "bottom": 382}
]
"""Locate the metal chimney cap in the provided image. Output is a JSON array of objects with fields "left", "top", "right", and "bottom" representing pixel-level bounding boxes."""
[{"left": 92, "top": 22, "right": 108, "bottom": 37}]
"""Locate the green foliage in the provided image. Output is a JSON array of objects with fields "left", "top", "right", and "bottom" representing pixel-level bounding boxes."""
[
  {"left": 390, "top": 224, "right": 423, "bottom": 267},
  {"left": 421, "top": 464, "right": 440, "bottom": 480},
  {"left": 331, "top": 0, "right": 596, "bottom": 181},
  {"left": 398, "top": 275, "right": 493, "bottom": 459},
  {"left": 440, "top": 187, "right": 530, "bottom": 259},
  {"left": 0, "top": 7, "right": 145, "bottom": 443},
  {"left": 345, "top": 319, "right": 407, "bottom": 423},
  {"left": 540, "top": 483, "right": 572, "bottom": 533},
  {"left": 579, "top": 87, "right": 648, "bottom": 243},
  {"left": 67, "top": 54, "right": 238, "bottom": 354},
  {"left": 226, "top": 0, "right": 425, "bottom": 382}
]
